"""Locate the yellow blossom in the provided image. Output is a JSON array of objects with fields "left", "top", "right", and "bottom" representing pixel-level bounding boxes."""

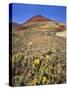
[
  {"left": 34, "top": 58, "right": 40, "bottom": 65},
  {"left": 42, "top": 76, "right": 47, "bottom": 83}
]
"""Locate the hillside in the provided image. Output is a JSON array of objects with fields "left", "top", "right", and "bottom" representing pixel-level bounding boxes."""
[
  {"left": 11, "top": 15, "right": 66, "bottom": 86},
  {"left": 17, "top": 15, "right": 66, "bottom": 33}
]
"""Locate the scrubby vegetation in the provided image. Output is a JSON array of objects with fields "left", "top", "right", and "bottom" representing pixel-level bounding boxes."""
[
  {"left": 11, "top": 26, "right": 66, "bottom": 86},
  {"left": 12, "top": 47, "right": 66, "bottom": 86}
]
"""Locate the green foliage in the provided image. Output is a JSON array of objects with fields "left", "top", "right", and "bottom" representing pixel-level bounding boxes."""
[{"left": 13, "top": 75, "right": 22, "bottom": 86}]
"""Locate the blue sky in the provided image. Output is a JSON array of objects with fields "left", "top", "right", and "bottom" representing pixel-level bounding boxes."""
[{"left": 11, "top": 3, "right": 66, "bottom": 24}]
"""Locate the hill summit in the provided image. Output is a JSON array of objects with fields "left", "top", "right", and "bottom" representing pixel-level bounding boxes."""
[{"left": 24, "top": 15, "right": 52, "bottom": 24}]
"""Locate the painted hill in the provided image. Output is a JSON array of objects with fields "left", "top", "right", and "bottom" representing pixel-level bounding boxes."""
[
  {"left": 17, "top": 15, "right": 66, "bottom": 32},
  {"left": 24, "top": 15, "right": 53, "bottom": 24}
]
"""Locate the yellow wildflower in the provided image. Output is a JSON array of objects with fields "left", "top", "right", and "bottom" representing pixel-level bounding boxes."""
[
  {"left": 34, "top": 58, "right": 40, "bottom": 65},
  {"left": 42, "top": 76, "right": 47, "bottom": 83},
  {"left": 46, "top": 55, "right": 51, "bottom": 61}
]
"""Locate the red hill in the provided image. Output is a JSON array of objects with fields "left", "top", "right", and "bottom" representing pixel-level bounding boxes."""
[{"left": 24, "top": 15, "right": 53, "bottom": 24}]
